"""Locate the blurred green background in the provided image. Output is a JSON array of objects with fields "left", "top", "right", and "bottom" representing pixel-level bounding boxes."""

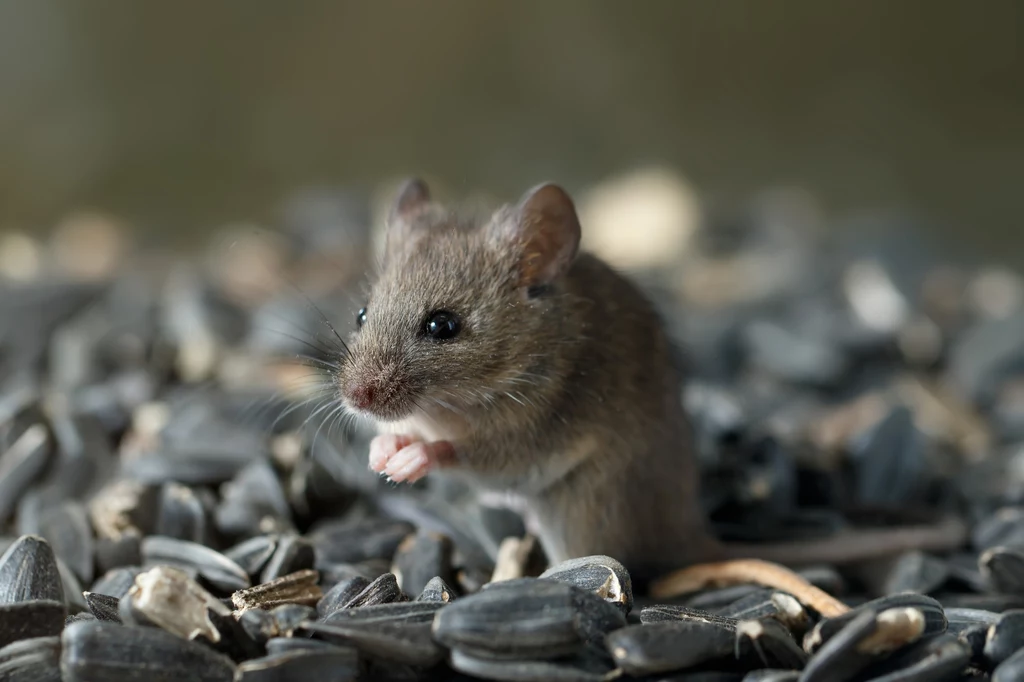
[{"left": 1, "top": 0, "right": 1021, "bottom": 258}]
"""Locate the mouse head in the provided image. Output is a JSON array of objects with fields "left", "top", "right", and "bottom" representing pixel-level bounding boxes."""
[{"left": 337, "top": 179, "right": 582, "bottom": 423}]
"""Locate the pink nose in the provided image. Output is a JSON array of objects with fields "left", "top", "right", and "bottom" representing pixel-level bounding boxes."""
[{"left": 347, "top": 383, "right": 377, "bottom": 410}]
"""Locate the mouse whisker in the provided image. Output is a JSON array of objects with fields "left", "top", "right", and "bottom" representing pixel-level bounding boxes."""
[{"left": 268, "top": 389, "right": 335, "bottom": 431}]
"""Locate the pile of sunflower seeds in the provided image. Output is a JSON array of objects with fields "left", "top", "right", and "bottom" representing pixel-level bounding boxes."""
[{"left": 3, "top": 184, "right": 1024, "bottom": 680}]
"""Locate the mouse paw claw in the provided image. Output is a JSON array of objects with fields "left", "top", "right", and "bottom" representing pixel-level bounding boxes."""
[{"left": 384, "top": 440, "right": 455, "bottom": 483}]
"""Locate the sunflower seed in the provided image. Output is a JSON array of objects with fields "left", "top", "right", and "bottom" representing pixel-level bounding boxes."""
[
  {"left": 343, "top": 572, "right": 406, "bottom": 608},
  {"left": 95, "top": 533, "right": 143, "bottom": 576},
  {"left": 972, "top": 507, "right": 1024, "bottom": 551},
  {"left": 984, "top": 609, "right": 1024, "bottom": 668},
  {"left": 980, "top": 546, "right": 1024, "bottom": 595},
  {"left": 803, "top": 594, "right": 945, "bottom": 654},
  {"left": 60, "top": 619, "right": 237, "bottom": 682},
  {"left": 37, "top": 502, "right": 95, "bottom": 585},
  {"left": 223, "top": 535, "right": 278, "bottom": 580},
  {"left": 90, "top": 566, "right": 141, "bottom": 599},
  {"left": 302, "top": 616, "right": 444, "bottom": 668},
  {"left": 237, "top": 649, "right": 360, "bottom": 682},
  {"left": 0, "top": 535, "right": 64, "bottom": 605},
  {"left": 84, "top": 592, "right": 121, "bottom": 623},
  {"left": 269, "top": 603, "right": 316, "bottom": 636},
  {"left": 539, "top": 555, "right": 633, "bottom": 616},
  {"left": 0, "top": 425, "right": 50, "bottom": 524},
  {"left": 231, "top": 569, "right": 321, "bottom": 611},
  {"left": 945, "top": 607, "right": 1000, "bottom": 635},
  {"left": 265, "top": 637, "right": 354, "bottom": 656},
  {"left": 215, "top": 461, "right": 291, "bottom": 539},
  {"left": 0, "top": 635, "right": 61, "bottom": 682},
  {"left": 416, "top": 575, "right": 458, "bottom": 603},
  {"left": 801, "top": 608, "right": 927, "bottom": 682},
  {"left": 238, "top": 608, "right": 276, "bottom": 645},
  {"left": 155, "top": 483, "right": 210, "bottom": 545},
  {"left": 119, "top": 566, "right": 229, "bottom": 643},
  {"left": 640, "top": 604, "right": 739, "bottom": 628},
  {"left": 883, "top": 551, "right": 949, "bottom": 596},
  {"left": 859, "top": 633, "right": 970, "bottom": 682},
  {"left": 141, "top": 536, "right": 250, "bottom": 594},
  {"left": 994, "top": 644, "right": 1024, "bottom": 682},
  {"left": 448, "top": 647, "right": 613, "bottom": 682},
  {"left": 737, "top": 618, "right": 807, "bottom": 669},
  {"left": 743, "top": 671, "right": 800, "bottom": 682},
  {"left": 316, "top": 575, "right": 370, "bottom": 618},
  {"left": 259, "top": 535, "right": 314, "bottom": 584},
  {"left": 391, "top": 531, "right": 453, "bottom": 598},
  {"left": 309, "top": 518, "right": 415, "bottom": 565},
  {"left": 606, "top": 618, "right": 739, "bottom": 676},
  {"left": 0, "top": 601, "right": 65, "bottom": 649},
  {"left": 956, "top": 623, "right": 987, "bottom": 665},
  {"left": 435, "top": 579, "right": 615, "bottom": 661}
]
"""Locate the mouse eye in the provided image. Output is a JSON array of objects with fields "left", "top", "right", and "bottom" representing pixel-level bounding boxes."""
[
  {"left": 356, "top": 307, "right": 367, "bottom": 328},
  {"left": 424, "top": 310, "right": 460, "bottom": 341}
]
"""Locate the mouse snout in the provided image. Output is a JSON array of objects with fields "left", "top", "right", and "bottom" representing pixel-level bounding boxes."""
[
  {"left": 346, "top": 382, "right": 377, "bottom": 411},
  {"left": 341, "top": 358, "right": 407, "bottom": 417}
]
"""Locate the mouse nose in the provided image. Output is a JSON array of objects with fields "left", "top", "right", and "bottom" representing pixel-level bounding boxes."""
[{"left": 346, "top": 382, "right": 377, "bottom": 410}]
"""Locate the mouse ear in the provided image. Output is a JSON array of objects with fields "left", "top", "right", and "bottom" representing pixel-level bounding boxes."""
[
  {"left": 384, "top": 178, "right": 433, "bottom": 261},
  {"left": 508, "top": 183, "right": 582, "bottom": 288}
]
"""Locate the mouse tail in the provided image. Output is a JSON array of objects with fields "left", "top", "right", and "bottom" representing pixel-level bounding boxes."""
[
  {"left": 647, "top": 516, "right": 968, "bottom": 616},
  {"left": 718, "top": 514, "right": 969, "bottom": 567}
]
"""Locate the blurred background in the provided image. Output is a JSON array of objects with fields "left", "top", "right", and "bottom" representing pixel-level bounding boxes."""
[{"left": 1, "top": 0, "right": 1022, "bottom": 261}]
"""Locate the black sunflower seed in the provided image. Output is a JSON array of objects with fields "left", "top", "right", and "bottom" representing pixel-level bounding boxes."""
[
  {"left": 983, "top": 609, "right": 1024, "bottom": 668},
  {"left": 0, "top": 635, "right": 61, "bottom": 682},
  {"left": 539, "top": 555, "right": 633, "bottom": 616},
  {"left": 236, "top": 648, "right": 360, "bottom": 682},
  {"left": 0, "top": 535, "right": 65, "bottom": 607},
  {"left": 980, "top": 546, "right": 1024, "bottom": 595},
  {"left": 83, "top": 592, "right": 121, "bottom": 623},
  {"left": 343, "top": 572, "right": 406, "bottom": 608},
  {"left": 434, "top": 579, "right": 625, "bottom": 661},
  {"left": 269, "top": 603, "right": 316, "bottom": 636},
  {"left": 804, "top": 594, "right": 945, "bottom": 655},
  {"left": 308, "top": 518, "right": 415, "bottom": 566},
  {"left": 883, "top": 551, "right": 950, "bottom": 596},
  {"left": 391, "top": 531, "right": 454, "bottom": 598},
  {"left": 155, "top": 483, "right": 210, "bottom": 545},
  {"left": 316, "top": 575, "right": 370, "bottom": 618},
  {"left": 140, "top": 536, "right": 250, "bottom": 594},
  {"left": 90, "top": 566, "right": 142, "bottom": 599},
  {"left": 0, "top": 425, "right": 50, "bottom": 525},
  {"left": 224, "top": 536, "right": 278, "bottom": 581},
  {"left": 858, "top": 633, "right": 971, "bottom": 682},
  {"left": 605, "top": 618, "right": 738, "bottom": 676},
  {"left": 60, "top": 619, "right": 237, "bottom": 682},
  {"left": 448, "top": 646, "right": 614, "bottom": 681},
  {"left": 736, "top": 617, "right": 807, "bottom": 669},
  {"left": 0, "top": 601, "right": 66, "bottom": 649},
  {"left": 238, "top": 608, "right": 277, "bottom": 645},
  {"left": 259, "top": 535, "right": 315, "bottom": 584},
  {"left": 416, "top": 575, "right": 458, "bottom": 603}
]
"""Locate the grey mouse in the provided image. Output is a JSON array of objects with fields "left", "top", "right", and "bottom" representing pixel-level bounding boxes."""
[{"left": 336, "top": 178, "right": 966, "bottom": 584}]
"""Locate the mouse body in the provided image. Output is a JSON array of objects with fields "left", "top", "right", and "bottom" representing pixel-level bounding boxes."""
[{"left": 336, "top": 179, "right": 965, "bottom": 581}]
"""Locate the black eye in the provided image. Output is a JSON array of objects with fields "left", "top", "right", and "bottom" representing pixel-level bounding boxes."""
[
  {"left": 424, "top": 310, "right": 460, "bottom": 340},
  {"left": 356, "top": 307, "right": 367, "bottom": 328}
]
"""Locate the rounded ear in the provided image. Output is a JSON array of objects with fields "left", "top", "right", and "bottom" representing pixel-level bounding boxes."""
[
  {"left": 388, "top": 177, "right": 431, "bottom": 224},
  {"left": 511, "top": 183, "right": 582, "bottom": 288},
  {"left": 384, "top": 178, "right": 432, "bottom": 262}
]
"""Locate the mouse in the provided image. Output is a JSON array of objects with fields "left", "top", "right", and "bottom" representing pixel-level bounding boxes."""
[{"left": 334, "top": 177, "right": 968, "bottom": 590}]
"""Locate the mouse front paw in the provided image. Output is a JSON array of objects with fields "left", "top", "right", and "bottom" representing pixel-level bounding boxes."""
[{"left": 368, "top": 434, "right": 456, "bottom": 484}]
